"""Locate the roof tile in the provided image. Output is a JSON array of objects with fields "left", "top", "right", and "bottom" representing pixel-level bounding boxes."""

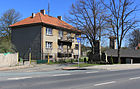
[{"left": 9, "top": 12, "right": 81, "bottom": 32}]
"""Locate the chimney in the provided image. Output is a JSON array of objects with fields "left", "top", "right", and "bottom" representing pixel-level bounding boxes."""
[
  {"left": 109, "top": 36, "right": 116, "bottom": 49},
  {"left": 57, "top": 16, "right": 62, "bottom": 20},
  {"left": 32, "top": 13, "right": 35, "bottom": 18},
  {"left": 40, "top": 9, "right": 45, "bottom": 15}
]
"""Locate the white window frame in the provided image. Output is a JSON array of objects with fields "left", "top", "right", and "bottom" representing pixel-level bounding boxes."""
[
  {"left": 46, "top": 28, "right": 52, "bottom": 35},
  {"left": 67, "top": 32, "right": 71, "bottom": 38},
  {"left": 59, "top": 30, "right": 63, "bottom": 38},
  {"left": 46, "top": 41, "right": 52, "bottom": 48}
]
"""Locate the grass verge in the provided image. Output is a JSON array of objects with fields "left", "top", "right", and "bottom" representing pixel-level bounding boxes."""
[{"left": 47, "top": 61, "right": 60, "bottom": 65}]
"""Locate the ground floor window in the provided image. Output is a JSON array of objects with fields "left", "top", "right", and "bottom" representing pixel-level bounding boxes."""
[{"left": 46, "top": 41, "right": 52, "bottom": 48}]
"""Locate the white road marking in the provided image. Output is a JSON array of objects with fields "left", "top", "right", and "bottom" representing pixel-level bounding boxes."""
[
  {"left": 52, "top": 73, "right": 71, "bottom": 76},
  {"left": 94, "top": 81, "right": 116, "bottom": 86},
  {"left": 86, "top": 71, "right": 99, "bottom": 74},
  {"left": 7, "top": 77, "right": 32, "bottom": 80},
  {"left": 129, "top": 77, "right": 140, "bottom": 80}
]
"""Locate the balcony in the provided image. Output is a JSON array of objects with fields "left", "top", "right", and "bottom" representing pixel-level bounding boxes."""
[
  {"left": 57, "top": 49, "right": 72, "bottom": 58},
  {"left": 58, "top": 48, "right": 73, "bottom": 54},
  {"left": 58, "top": 36, "right": 74, "bottom": 43}
]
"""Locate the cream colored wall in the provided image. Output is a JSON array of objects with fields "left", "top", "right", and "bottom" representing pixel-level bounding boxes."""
[
  {"left": 72, "top": 33, "right": 81, "bottom": 58},
  {"left": 41, "top": 27, "right": 58, "bottom": 60},
  {"left": 42, "top": 26, "right": 81, "bottom": 59},
  {"left": 42, "top": 27, "right": 58, "bottom": 54},
  {"left": 63, "top": 31, "right": 67, "bottom": 38}
]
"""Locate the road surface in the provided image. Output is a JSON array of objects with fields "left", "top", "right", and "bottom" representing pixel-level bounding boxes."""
[{"left": 0, "top": 69, "right": 140, "bottom": 89}]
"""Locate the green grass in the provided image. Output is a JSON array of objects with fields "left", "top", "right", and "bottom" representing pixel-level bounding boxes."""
[
  {"left": 47, "top": 61, "right": 60, "bottom": 65},
  {"left": 71, "top": 63, "right": 101, "bottom": 67},
  {"left": 64, "top": 57, "right": 89, "bottom": 63}
]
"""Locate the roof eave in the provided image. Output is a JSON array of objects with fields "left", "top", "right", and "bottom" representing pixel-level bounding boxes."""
[
  {"left": 9, "top": 23, "right": 42, "bottom": 28},
  {"left": 9, "top": 22, "right": 81, "bottom": 33}
]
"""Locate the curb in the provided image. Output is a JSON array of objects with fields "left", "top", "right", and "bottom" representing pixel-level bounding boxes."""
[
  {"left": 62, "top": 67, "right": 87, "bottom": 70},
  {"left": 0, "top": 65, "right": 34, "bottom": 71}
]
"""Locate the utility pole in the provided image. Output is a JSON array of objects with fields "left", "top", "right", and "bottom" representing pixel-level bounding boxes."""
[
  {"left": 77, "top": 37, "right": 81, "bottom": 68},
  {"left": 78, "top": 42, "right": 79, "bottom": 68}
]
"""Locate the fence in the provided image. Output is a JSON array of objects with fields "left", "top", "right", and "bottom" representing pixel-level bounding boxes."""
[{"left": 0, "top": 53, "right": 18, "bottom": 67}]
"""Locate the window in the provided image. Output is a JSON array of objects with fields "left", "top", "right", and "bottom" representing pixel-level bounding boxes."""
[
  {"left": 46, "top": 41, "right": 52, "bottom": 48},
  {"left": 59, "top": 30, "right": 63, "bottom": 37},
  {"left": 58, "top": 45, "right": 63, "bottom": 49},
  {"left": 68, "top": 45, "right": 71, "bottom": 49},
  {"left": 75, "top": 44, "right": 79, "bottom": 50},
  {"left": 46, "top": 28, "right": 52, "bottom": 35},
  {"left": 75, "top": 34, "right": 79, "bottom": 39},
  {"left": 67, "top": 32, "right": 71, "bottom": 38}
]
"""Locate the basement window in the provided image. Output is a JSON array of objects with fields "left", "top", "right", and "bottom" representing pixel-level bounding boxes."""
[{"left": 45, "top": 55, "right": 53, "bottom": 59}]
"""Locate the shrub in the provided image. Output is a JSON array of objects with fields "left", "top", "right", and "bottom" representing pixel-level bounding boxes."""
[{"left": 0, "top": 38, "right": 15, "bottom": 53}]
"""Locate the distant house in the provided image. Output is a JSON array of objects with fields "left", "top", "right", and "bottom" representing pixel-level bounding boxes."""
[
  {"left": 104, "top": 49, "right": 140, "bottom": 64},
  {"left": 103, "top": 37, "right": 140, "bottom": 64},
  {"left": 9, "top": 9, "right": 81, "bottom": 61}
]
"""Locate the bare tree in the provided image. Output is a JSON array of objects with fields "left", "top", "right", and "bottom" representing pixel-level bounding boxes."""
[
  {"left": 0, "top": 9, "right": 21, "bottom": 40},
  {"left": 128, "top": 29, "right": 140, "bottom": 48},
  {"left": 0, "top": 9, "right": 21, "bottom": 53},
  {"left": 102, "top": 0, "right": 138, "bottom": 63},
  {"left": 65, "top": 0, "right": 108, "bottom": 62}
]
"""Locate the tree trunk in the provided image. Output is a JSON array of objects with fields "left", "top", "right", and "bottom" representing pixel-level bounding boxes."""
[
  {"left": 118, "top": 46, "right": 121, "bottom": 64},
  {"left": 99, "top": 27, "right": 101, "bottom": 61},
  {"left": 88, "top": 46, "right": 94, "bottom": 63}
]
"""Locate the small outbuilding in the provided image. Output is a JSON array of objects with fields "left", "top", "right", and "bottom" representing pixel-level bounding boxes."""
[{"left": 104, "top": 49, "right": 140, "bottom": 64}]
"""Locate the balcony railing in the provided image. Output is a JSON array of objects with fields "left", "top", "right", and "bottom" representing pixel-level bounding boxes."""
[
  {"left": 58, "top": 36, "right": 73, "bottom": 42},
  {"left": 58, "top": 48, "right": 73, "bottom": 53}
]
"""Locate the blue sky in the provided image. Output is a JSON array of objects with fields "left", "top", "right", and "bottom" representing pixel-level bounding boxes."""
[
  {"left": 0, "top": 0, "right": 139, "bottom": 19},
  {"left": 0, "top": 0, "right": 76, "bottom": 19},
  {"left": 0, "top": 0, "right": 139, "bottom": 24}
]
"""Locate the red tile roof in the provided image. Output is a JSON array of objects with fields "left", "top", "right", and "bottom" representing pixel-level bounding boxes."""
[{"left": 9, "top": 12, "right": 81, "bottom": 33}]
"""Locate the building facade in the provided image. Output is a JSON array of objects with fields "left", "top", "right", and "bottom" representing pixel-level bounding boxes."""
[{"left": 10, "top": 10, "right": 81, "bottom": 61}]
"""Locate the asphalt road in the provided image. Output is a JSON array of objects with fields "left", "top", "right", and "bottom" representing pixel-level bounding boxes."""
[{"left": 0, "top": 69, "right": 140, "bottom": 89}]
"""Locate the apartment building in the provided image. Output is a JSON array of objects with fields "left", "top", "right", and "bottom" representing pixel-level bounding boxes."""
[{"left": 9, "top": 10, "right": 81, "bottom": 61}]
